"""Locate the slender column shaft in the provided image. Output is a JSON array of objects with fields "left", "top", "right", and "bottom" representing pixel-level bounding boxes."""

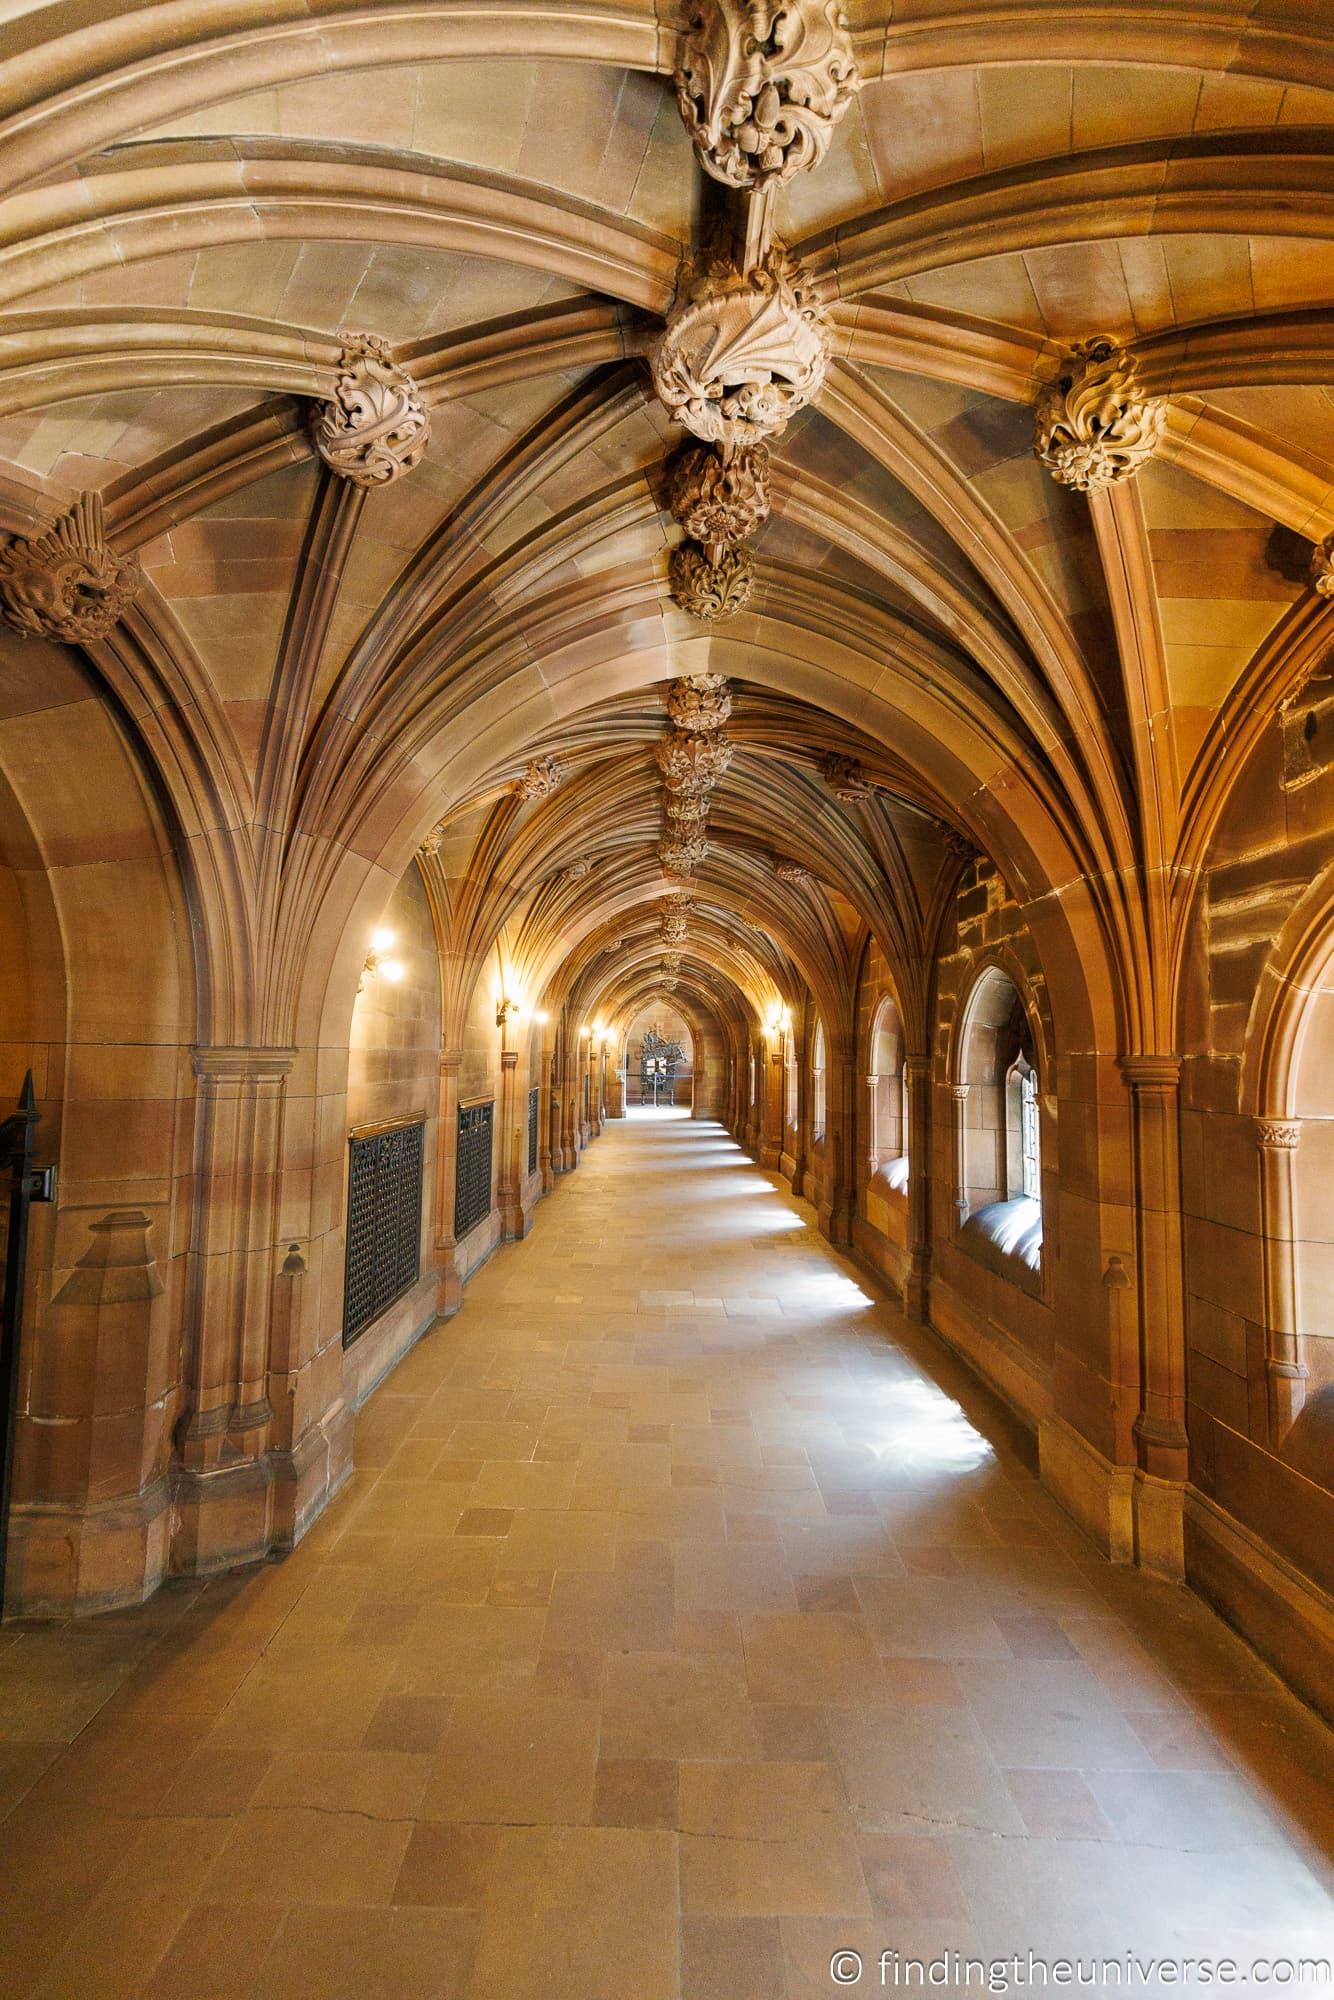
[
  {"left": 1119, "top": 1056, "right": 1189, "bottom": 1480},
  {"left": 1256, "top": 1119, "right": 1306, "bottom": 1447}
]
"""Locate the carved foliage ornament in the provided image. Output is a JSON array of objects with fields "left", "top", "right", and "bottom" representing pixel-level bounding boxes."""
[
  {"left": 313, "top": 334, "right": 430, "bottom": 487},
  {"left": 775, "top": 860, "right": 811, "bottom": 882},
  {"left": 1033, "top": 337, "right": 1167, "bottom": 492},
  {"left": 418, "top": 824, "right": 445, "bottom": 858},
  {"left": 668, "top": 442, "right": 771, "bottom": 544},
  {"left": 669, "top": 543, "right": 755, "bottom": 621},
  {"left": 1256, "top": 1120, "right": 1301, "bottom": 1150},
  {"left": 656, "top": 731, "right": 735, "bottom": 795},
  {"left": 0, "top": 490, "right": 141, "bottom": 644},
  {"left": 675, "top": 0, "right": 860, "bottom": 190},
  {"left": 515, "top": 754, "right": 565, "bottom": 800},
  {"left": 661, "top": 836, "right": 709, "bottom": 875},
  {"left": 1310, "top": 535, "right": 1334, "bottom": 597},
  {"left": 560, "top": 858, "right": 593, "bottom": 881},
  {"left": 652, "top": 246, "right": 828, "bottom": 455},
  {"left": 668, "top": 672, "right": 734, "bottom": 733}
]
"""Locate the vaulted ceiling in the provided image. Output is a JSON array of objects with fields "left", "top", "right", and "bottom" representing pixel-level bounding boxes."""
[{"left": 1, "top": 1, "right": 1330, "bottom": 1054}]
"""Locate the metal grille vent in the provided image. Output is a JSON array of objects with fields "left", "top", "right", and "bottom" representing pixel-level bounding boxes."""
[{"left": 343, "top": 1118, "right": 424, "bottom": 1347}]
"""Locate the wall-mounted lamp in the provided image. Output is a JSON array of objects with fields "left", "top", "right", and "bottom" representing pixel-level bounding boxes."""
[
  {"left": 360, "top": 926, "right": 405, "bottom": 993},
  {"left": 496, "top": 994, "right": 527, "bottom": 1029},
  {"left": 579, "top": 1024, "right": 592, "bottom": 1039}
]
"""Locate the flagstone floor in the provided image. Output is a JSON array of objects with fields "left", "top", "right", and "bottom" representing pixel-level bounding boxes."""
[{"left": 0, "top": 1114, "right": 1331, "bottom": 1998}]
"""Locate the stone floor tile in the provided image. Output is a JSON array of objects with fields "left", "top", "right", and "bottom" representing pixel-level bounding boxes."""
[{"left": 682, "top": 1914, "right": 789, "bottom": 1998}]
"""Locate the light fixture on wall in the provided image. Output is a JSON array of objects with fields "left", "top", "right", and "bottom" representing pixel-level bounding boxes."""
[
  {"left": 360, "top": 926, "right": 405, "bottom": 992},
  {"left": 496, "top": 994, "right": 527, "bottom": 1029},
  {"left": 765, "top": 1000, "right": 789, "bottom": 1037}
]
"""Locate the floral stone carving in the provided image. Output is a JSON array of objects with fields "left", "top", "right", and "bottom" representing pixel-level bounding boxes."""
[
  {"left": 515, "top": 754, "right": 565, "bottom": 799},
  {"left": 775, "top": 860, "right": 811, "bottom": 882},
  {"left": 662, "top": 952, "right": 683, "bottom": 974},
  {"left": 675, "top": 0, "right": 860, "bottom": 190},
  {"left": 1033, "top": 337, "right": 1167, "bottom": 492},
  {"left": 669, "top": 544, "right": 755, "bottom": 621},
  {"left": 0, "top": 490, "right": 141, "bottom": 644},
  {"left": 656, "top": 732, "right": 734, "bottom": 795},
  {"left": 419, "top": 824, "right": 445, "bottom": 858},
  {"left": 668, "top": 442, "right": 771, "bottom": 545},
  {"left": 560, "top": 858, "right": 593, "bottom": 881},
  {"left": 1310, "top": 535, "right": 1334, "bottom": 597},
  {"left": 667, "top": 672, "right": 734, "bottom": 732},
  {"left": 312, "top": 334, "right": 430, "bottom": 487},
  {"left": 652, "top": 246, "right": 828, "bottom": 455},
  {"left": 661, "top": 836, "right": 709, "bottom": 875}
]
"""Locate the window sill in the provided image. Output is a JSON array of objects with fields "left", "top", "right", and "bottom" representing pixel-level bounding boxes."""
[
  {"left": 870, "top": 1155, "right": 909, "bottom": 1195},
  {"left": 958, "top": 1196, "right": 1043, "bottom": 1297}
]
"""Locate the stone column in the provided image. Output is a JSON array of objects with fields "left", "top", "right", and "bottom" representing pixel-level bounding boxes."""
[
  {"left": 904, "top": 1055, "right": 931, "bottom": 1320},
  {"left": 435, "top": 1049, "right": 464, "bottom": 1313},
  {"left": 761, "top": 1041, "right": 784, "bottom": 1168},
  {"left": 1119, "top": 1055, "right": 1188, "bottom": 1578},
  {"left": 497, "top": 1046, "right": 526, "bottom": 1239},
  {"left": 819, "top": 1048, "right": 855, "bottom": 1245},
  {"left": 1255, "top": 1119, "right": 1306, "bottom": 1448},
  {"left": 950, "top": 1082, "right": 971, "bottom": 1229},
  {"left": 541, "top": 1049, "right": 558, "bottom": 1189},
  {"left": 173, "top": 1045, "right": 293, "bottom": 1574}
]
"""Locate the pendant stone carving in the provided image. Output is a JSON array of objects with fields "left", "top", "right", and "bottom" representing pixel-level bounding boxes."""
[
  {"left": 1310, "top": 535, "right": 1334, "bottom": 597},
  {"left": 1033, "top": 337, "right": 1167, "bottom": 492},
  {"left": 669, "top": 544, "right": 755, "bottom": 621},
  {"left": 819, "top": 750, "right": 873, "bottom": 801},
  {"left": 313, "top": 334, "right": 430, "bottom": 487},
  {"left": 515, "top": 754, "right": 565, "bottom": 800},
  {"left": 652, "top": 246, "right": 828, "bottom": 458},
  {"left": 667, "top": 673, "right": 734, "bottom": 733},
  {"left": 661, "top": 836, "right": 709, "bottom": 876},
  {"left": 656, "top": 732, "right": 735, "bottom": 795},
  {"left": 675, "top": 0, "right": 860, "bottom": 190},
  {"left": 668, "top": 442, "right": 771, "bottom": 545},
  {"left": 0, "top": 490, "right": 141, "bottom": 644}
]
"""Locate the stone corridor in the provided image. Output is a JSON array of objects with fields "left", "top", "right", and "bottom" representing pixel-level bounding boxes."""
[{"left": 1, "top": 1114, "right": 1331, "bottom": 1998}]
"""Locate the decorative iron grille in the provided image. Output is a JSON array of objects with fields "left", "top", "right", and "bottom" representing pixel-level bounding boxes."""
[
  {"left": 454, "top": 1101, "right": 494, "bottom": 1239},
  {"left": 343, "top": 1117, "right": 424, "bottom": 1347},
  {"left": 527, "top": 1085, "right": 540, "bottom": 1176}
]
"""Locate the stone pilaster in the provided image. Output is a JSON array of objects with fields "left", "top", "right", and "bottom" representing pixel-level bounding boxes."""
[
  {"left": 435, "top": 1050, "right": 464, "bottom": 1314},
  {"left": 172, "top": 1045, "right": 293, "bottom": 1576},
  {"left": 1119, "top": 1055, "right": 1188, "bottom": 1580},
  {"left": 904, "top": 1055, "right": 931, "bottom": 1320}
]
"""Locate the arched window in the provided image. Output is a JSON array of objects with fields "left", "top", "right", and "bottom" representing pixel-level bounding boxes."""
[
  {"left": 1006, "top": 1054, "right": 1039, "bottom": 1199},
  {"left": 812, "top": 1019, "right": 827, "bottom": 1142},
  {"left": 955, "top": 966, "right": 1043, "bottom": 1290},
  {"left": 868, "top": 994, "right": 908, "bottom": 1188}
]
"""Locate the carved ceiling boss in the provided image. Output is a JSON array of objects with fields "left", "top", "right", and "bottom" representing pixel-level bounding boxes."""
[
  {"left": 1033, "top": 337, "right": 1167, "bottom": 492},
  {"left": 0, "top": 490, "right": 141, "bottom": 644},
  {"left": 675, "top": 1, "right": 861, "bottom": 190},
  {"left": 515, "top": 755, "right": 566, "bottom": 800},
  {"left": 667, "top": 673, "right": 735, "bottom": 733},
  {"left": 312, "top": 334, "right": 430, "bottom": 487}
]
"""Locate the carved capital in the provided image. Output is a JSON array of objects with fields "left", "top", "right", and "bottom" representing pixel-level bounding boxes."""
[
  {"left": 1309, "top": 534, "right": 1334, "bottom": 598},
  {"left": 1255, "top": 1119, "right": 1301, "bottom": 1151},
  {"left": 515, "top": 754, "right": 565, "bottom": 800},
  {"left": 656, "top": 731, "right": 734, "bottom": 794},
  {"left": 312, "top": 333, "right": 429, "bottom": 487},
  {"left": 669, "top": 542, "right": 755, "bottom": 620},
  {"left": 1033, "top": 337, "right": 1166, "bottom": 492},
  {"left": 652, "top": 245, "right": 828, "bottom": 453},
  {"left": 418, "top": 823, "right": 444, "bottom": 858},
  {"left": 675, "top": 0, "right": 860, "bottom": 189},
  {"left": 0, "top": 490, "right": 141, "bottom": 644},
  {"left": 666, "top": 671, "right": 734, "bottom": 732},
  {"left": 667, "top": 443, "right": 770, "bottom": 545},
  {"left": 192, "top": 1045, "right": 296, "bottom": 1085}
]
